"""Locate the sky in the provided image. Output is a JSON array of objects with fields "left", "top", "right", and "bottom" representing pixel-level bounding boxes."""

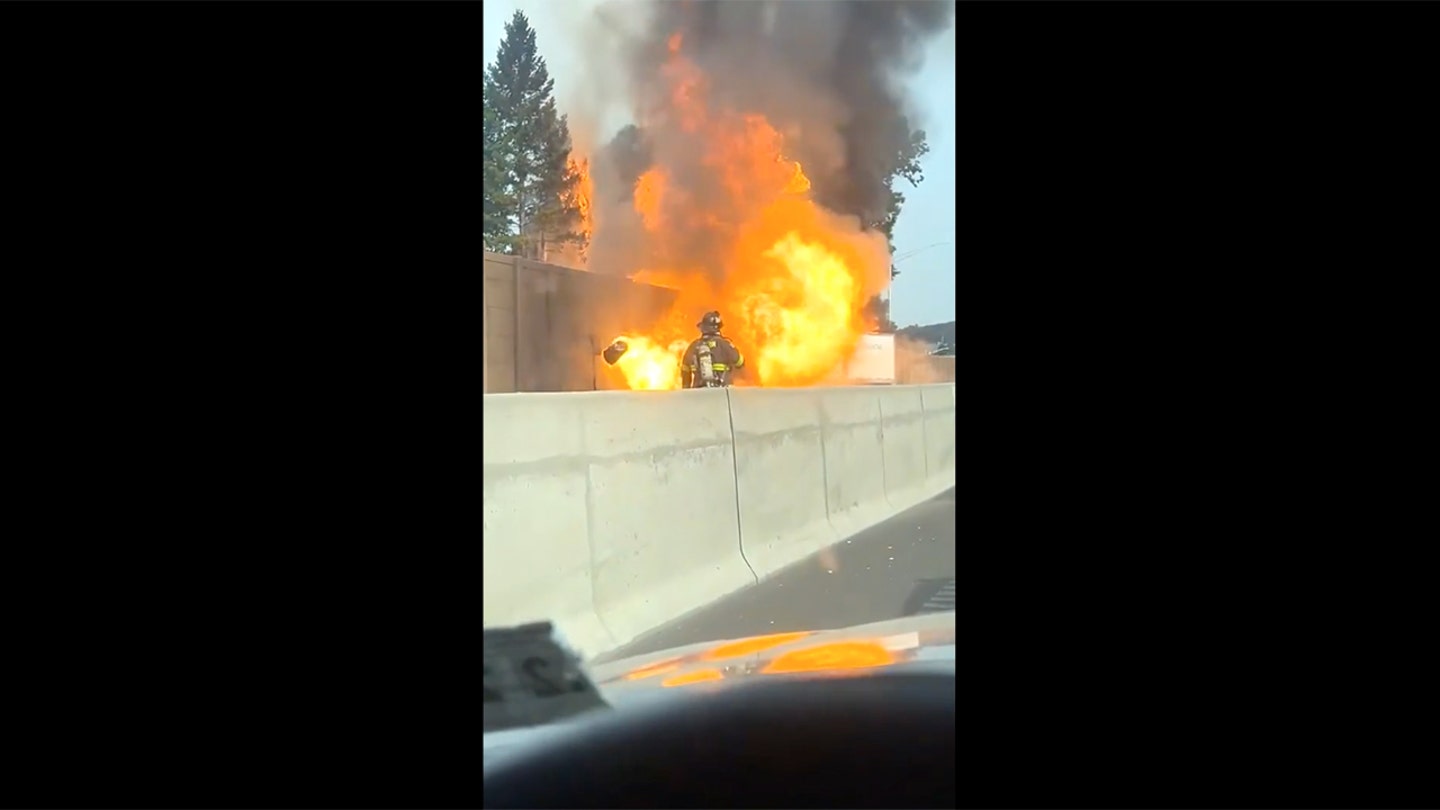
[{"left": 484, "top": 0, "right": 956, "bottom": 329}]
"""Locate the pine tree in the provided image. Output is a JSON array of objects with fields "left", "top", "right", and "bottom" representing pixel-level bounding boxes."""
[
  {"left": 483, "top": 85, "right": 516, "bottom": 253},
  {"left": 484, "top": 11, "right": 582, "bottom": 261}
]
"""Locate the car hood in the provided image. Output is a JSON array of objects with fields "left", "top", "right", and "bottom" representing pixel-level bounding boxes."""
[
  {"left": 484, "top": 612, "right": 955, "bottom": 769},
  {"left": 588, "top": 611, "right": 956, "bottom": 694}
]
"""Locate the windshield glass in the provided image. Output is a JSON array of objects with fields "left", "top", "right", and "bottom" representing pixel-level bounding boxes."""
[
  {"left": 483, "top": 0, "right": 956, "bottom": 737},
  {"left": 591, "top": 488, "right": 956, "bottom": 667},
  {"left": 483, "top": 488, "right": 956, "bottom": 737}
]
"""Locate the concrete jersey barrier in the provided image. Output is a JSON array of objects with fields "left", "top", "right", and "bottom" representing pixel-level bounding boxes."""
[
  {"left": 919, "top": 384, "right": 957, "bottom": 491},
  {"left": 576, "top": 389, "right": 755, "bottom": 649},
  {"left": 727, "top": 384, "right": 956, "bottom": 580},
  {"left": 483, "top": 389, "right": 755, "bottom": 659},
  {"left": 876, "top": 385, "right": 930, "bottom": 508},
  {"left": 725, "top": 387, "right": 839, "bottom": 580},
  {"left": 483, "top": 383, "right": 956, "bottom": 660},
  {"left": 483, "top": 393, "right": 614, "bottom": 655}
]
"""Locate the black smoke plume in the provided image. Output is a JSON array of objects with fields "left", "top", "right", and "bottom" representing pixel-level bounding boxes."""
[{"left": 586, "top": 0, "right": 954, "bottom": 278}]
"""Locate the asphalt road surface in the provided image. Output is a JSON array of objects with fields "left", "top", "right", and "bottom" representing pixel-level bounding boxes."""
[{"left": 595, "top": 488, "right": 956, "bottom": 663}]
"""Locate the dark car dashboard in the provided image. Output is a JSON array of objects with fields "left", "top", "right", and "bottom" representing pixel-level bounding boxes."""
[{"left": 484, "top": 670, "right": 956, "bottom": 808}]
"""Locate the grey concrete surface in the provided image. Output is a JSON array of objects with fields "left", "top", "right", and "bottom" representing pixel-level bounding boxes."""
[{"left": 595, "top": 488, "right": 956, "bottom": 663}]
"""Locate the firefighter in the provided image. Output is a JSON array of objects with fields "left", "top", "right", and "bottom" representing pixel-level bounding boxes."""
[{"left": 681, "top": 311, "right": 745, "bottom": 388}]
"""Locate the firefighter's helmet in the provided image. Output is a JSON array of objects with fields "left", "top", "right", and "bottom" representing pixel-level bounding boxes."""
[{"left": 697, "top": 311, "right": 723, "bottom": 334}]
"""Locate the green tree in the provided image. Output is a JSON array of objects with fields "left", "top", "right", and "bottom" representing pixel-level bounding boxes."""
[
  {"left": 864, "top": 121, "right": 930, "bottom": 331},
  {"left": 876, "top": 123, "right": 931, "bottom": 281},
  {"left": 483, "top": 85, "right": 516, "bottom": 253},
  {"left": 484, "top": 11, "right": 582, "bottom": 260}
]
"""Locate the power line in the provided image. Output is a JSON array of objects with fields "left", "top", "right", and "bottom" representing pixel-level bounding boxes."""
[{"left": 893, "top": 241, "right": 952, "bottom": 265}]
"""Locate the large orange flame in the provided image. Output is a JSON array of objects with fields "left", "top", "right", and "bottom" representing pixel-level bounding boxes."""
[
  {"left": 594, "top": 32, "right": 891, "bottom": 390},
  {"left": 566, "top": 156, "right": 594, "bottom": 248},
  {"left": 634, "top": 168, "right": 668, "bottom": 233},
  {"left": 608, "top": 335, "right": 690, "bottom": 391}
]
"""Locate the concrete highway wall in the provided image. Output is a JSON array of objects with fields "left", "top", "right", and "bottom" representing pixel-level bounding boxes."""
[
  {"left": 482, "top": 384, "right": 957, "bottom": 660},
  {"left": 483, "top": 252, "right": 678, "bottom": 394},
  {"left": 482, "top": 252, "right": 954, "bottom": 392}
]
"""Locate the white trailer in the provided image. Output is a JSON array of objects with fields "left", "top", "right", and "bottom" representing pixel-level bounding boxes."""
[{"left": 845, "top": 333, "right": 896, "bottom": 385}]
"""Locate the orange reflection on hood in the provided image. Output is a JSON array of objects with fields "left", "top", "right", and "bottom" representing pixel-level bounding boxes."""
[
  {"left": 623, "top": 658, "right": 683, "bottom": 681},
  {"left": 700, "top": 631, "right": 812, "bottom": 662},
  {"left": 760, "top": 641, "right": 897, "bottom": 675},
  {"left": 661, "top": 668, "right": 725, "bottom": 688}
]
